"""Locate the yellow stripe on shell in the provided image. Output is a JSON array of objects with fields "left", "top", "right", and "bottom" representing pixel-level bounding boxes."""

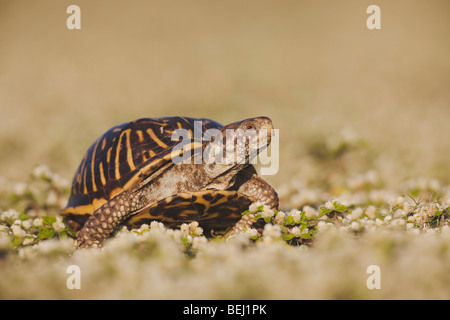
[
  {"left": 59, "top": 203, "right": 95, "bottom": 216},
  {"left": 59, "top": 198, "right": 108, "bottom": 217},
  {"left": 99, "top": 162, "right": 106, "bottom": 186},
  {"left": 90, "top": 138, "right": 101, "bottom": 192},
  {"left": 125, "top": 129, "right": 136, "bottom": 171},
  {"left": 83, "top": 168, "right": 88, "bottom": 194},
  {"left": 115, "top": 129, "right": 136, "bottom": 179},
  {"left": 136, "top": 130, "right": 144, "bottom": 142},
  {"left": 146, "top": 128, "right": 168, "bottom": 149}
]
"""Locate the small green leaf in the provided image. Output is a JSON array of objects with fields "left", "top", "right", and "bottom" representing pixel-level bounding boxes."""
[
  {"left": 42, "top": 216, "right": 57, "bottom": 226},
  {"left": 285, "top": 215, "right": 294, "bottom": 225},
  {"left": 282, "top": 233, "right": 296, "bottom": 241},
  {"left": 300, "top": 224, "right": 308, "bottom": 232},
  {"left": 333, "top": 201, "right": 347, "bottom": 212},
  {"left": 241, "top": 210, "right": 250, "bottom": 216},
  {"left": 180, "top": 235, "right": 190, "bottom": 247},
  {"left": 18, "top": 212, "right": 29, "bottom": 221},
  {"left": 319, "top": 207, "right": 331, "bottom": 216},
  {"left": 38, "top": 228, "right": 55, "bottom": 239},
  {"left": 12, "top": 237, "right": 23, "bottom": 246}
]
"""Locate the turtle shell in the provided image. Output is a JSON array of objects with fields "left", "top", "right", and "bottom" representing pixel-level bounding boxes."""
[
  {"left": 124, "top": 189, "right": 253, "bottom": 234},
  {"left": 60, "top": 117, "right": 223, "bottom": 230}
]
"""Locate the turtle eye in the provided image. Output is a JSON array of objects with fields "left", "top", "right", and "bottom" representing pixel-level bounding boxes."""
[{"left": 246, "top": 124, "right": 255, "bottom": 130}]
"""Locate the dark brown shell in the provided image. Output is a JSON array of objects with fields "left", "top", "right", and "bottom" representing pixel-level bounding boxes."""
[
  {"left": 60, "top": 117, "right": 222, "bottom": 218},
  {"left": 124, "top": 189, "right": 252, "bottom": 234}
]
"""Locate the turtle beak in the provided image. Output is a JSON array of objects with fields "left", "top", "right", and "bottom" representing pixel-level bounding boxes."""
[
  {"left": 261, "top": 117, "right": 273, "bottom": 141},
  {"left": 254, "top": 117, "right": 273, "bottom": 147},
  {"left": 254, "top": 116, "right": 273, "bottom": 135}
]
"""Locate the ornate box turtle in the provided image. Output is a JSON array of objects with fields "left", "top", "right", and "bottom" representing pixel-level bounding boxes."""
[{"left": 60, "top": 116, "right": 278, "bottom": 248}]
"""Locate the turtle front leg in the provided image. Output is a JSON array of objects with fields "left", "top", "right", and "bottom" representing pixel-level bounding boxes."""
[
  {"left": 236, "top": 174, "right": 279, "bottom": 209},
  {"left": 76, "top": 190, "right": 140, "bottom": 248},
  {"left": 231, "top": 168, "right": 279, "bottom": 209},
  {"left": 227, "top": 170, "right": 279, "bottom": 235}
]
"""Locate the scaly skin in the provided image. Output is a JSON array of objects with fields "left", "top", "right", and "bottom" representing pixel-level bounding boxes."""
[
  {"left": 76, "top": 190, "right": 139, "bottom": 248},
  {"left": 225, "top": 173, "right": 278, "bottom": 236}
]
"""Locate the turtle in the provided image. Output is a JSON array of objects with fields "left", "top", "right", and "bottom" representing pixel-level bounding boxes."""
[{"left": 60, "top": 116, "right": 278, "bottom": 248}]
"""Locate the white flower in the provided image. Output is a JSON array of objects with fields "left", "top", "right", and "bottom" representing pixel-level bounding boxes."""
[
  {"left": 263, "top": 224, "right": 282, "bottom": 239},
  {"left": 244, "top": 228, "right": 258, "bottom": 239},
  {"left": 192, "top": 236, "right": 207, "bottom": 248},
  {"left": 261, "top": 208, "right": 275, "bottom": 220},
  {"left": 32, "top": 164, "right": 52, "bottom": 179},
  {"left": 177, "top": 222, "right": 203, "bottom": 236},
  {"left": 288, "top": 209, "right": 301, "bottom": 223},
  {"left": 12, "top": 225, "right": 26, "bottom": 238},
  {"left": 408, "top": 213, "right": 421, "bottom": 224},
  {"left": 317, "top": 221, "right": 327, "bottom": 230},
  {"left": 391, "top": 219, "right": 406, "bottom": 228},
  {"left": 180, "top": 223, "right": 190, "bottom": 234},
  {"left": 350, "top": 221, "right": 360, "bottom": 231},
  {"left": 274, "top": 211, "right": 286, "bottom": 224},
  {"left": 393, "top": 209, "right": 407, "bottom": 219},
  {"left": 185, "top": 234, "right": 193, "bottom": 244},
  {"left": 392, "top": 196, "right": 405, "bottom": 208},
  {"left": 21, "top": 220, "right": 32, "bottom": 230},
  {"left": 406, "top": 223, "right": 414, "bottom": 230},
  {"left": 324, "top": 200, "right": 335, "bottom": 211},
  {"left": 365, "top": 206, "right": 377, "bottom": 220},
  {"left": 52, "top": 217, "right": 65, "bottom": 232},
  {"left": 150, "top": 221, "right": 165, "bottom": 230},
  {"left": 136, "top": 223, "right": 149, "bottom": 233},
  {"left": 249, "top": 202, "right": 263, "bottom": 212},
  {"left": 303, "top": 206, "right": 318, "bottom": 218},
  {"left": 33, "top": 218, "right": 43, "bottom": 227},
  {"left": 22, "top": 237, "right": 35, "bottom": 246},
  {"left": 0, "top": 232, "right": 11, "bottom": 249},
  {"left": 192, "top": 226, "right": 203, "bottom": 236},
  {"left": 291, "top": 226, "right": 308, "bottom": 237},
  {"left": 291, "top": 226, "right": 301, "bottom": 237},
  {"left": 348, "top": 208, "right": 363, "bottom": 220},
  {"left": 189, "top": 221, "right": 199, "bottom": 229},
  {"left": 1, "top": 209, "right": 19, "bottom": 221}
]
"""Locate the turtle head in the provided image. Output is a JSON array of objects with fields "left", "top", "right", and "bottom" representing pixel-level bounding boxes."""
[{"left": 204, "top": 117, "right": 273, "bottom": 165}]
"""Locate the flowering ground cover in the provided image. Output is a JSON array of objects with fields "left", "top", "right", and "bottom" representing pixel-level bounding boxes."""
[{"left": 1, "top": 149, "right": 449, "bottom": 299}]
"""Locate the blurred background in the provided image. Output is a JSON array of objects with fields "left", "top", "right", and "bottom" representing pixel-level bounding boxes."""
[{"left": 1, "top": 0, "right": 449, "bottom": 197}]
